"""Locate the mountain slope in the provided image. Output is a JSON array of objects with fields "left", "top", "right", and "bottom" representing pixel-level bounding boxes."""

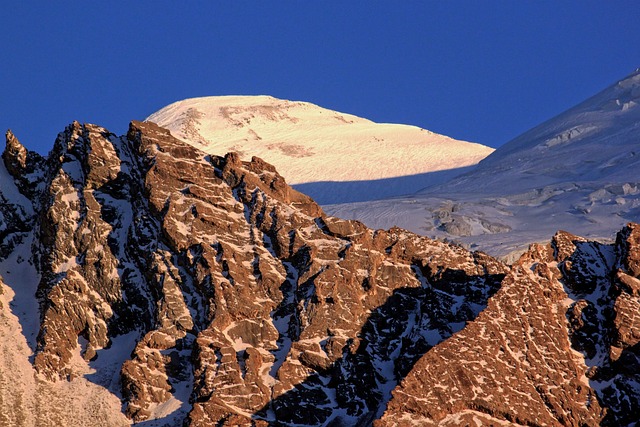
[
  {"left": 0, "top": 120, "right": 639, "bottom": 425},
  {"left": 442, "top": 67, "right": 640, "bottom": 194},
  {"left": 146, "top": 96, "right": 494, "bottom": 204},
  {"left": 0, "top": 121, "right": 505, "bottom": 426},
  {"left": 379, "top": 227, "right": 640, "bottom": 426},
  {"left": 328, "top": 69, "right": 640, "bottom": 258}
]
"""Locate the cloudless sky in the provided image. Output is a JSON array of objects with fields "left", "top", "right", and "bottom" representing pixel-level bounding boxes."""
[{"left": 2, "top": 1, "right": 639, "bottom": 154}]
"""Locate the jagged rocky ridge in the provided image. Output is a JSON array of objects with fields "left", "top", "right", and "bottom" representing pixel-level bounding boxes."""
[
  {"left": 0, "top": 121, "right": 638, "bottom": 426},
  {"left": 378, "top": 227, "right": 640, "bottom": 426}
]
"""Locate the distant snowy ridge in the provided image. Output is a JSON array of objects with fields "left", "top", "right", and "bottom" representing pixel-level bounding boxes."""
[
  {"left": 441, "top": 67, "right": 640, "bottom": 194},
  {"left": 328, "top": 68, "right": 640, "bottom": 258},
  {"left": 146, "top": 96, "right": 493, "bottom": 203}
]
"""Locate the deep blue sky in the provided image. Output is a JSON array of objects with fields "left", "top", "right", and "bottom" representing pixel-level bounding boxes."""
[{"left": 2, "top": 2, "right": 639, "bottom": 154}]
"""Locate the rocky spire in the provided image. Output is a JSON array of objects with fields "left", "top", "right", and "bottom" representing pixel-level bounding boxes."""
[
  {"left": 3, "top": 129, "right": 28, "bottom": 177},
  {"left": 2, "top": 129, "right": 44, "bottom": 200}
]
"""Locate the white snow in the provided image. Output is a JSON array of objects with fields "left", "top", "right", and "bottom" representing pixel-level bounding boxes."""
[
  {"left": 146, "top": 96, "right": 493, "bottom": 204},
  {"left": 0, "top": 234, "right": 40, "bottom": 351}
]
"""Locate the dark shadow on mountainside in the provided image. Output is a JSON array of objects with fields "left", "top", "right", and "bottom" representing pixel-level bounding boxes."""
[
  {"left": 292, "top": 166, "right": 475, "bottom": 205},
  {"left": 252, "top": 267, "right": 505, "bottom": 426}
]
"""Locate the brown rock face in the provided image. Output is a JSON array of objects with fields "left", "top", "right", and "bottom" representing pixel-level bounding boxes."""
[
  {"left": 378, "top": 230, "right": 640, "bottom": 426},
  {"left": 377, "top": 244, "right": 601, "bottom": 426},
  {"left": 121, "top": 121, "right": 507, "bottom": 425},
  {"left": 0, "top": 121, "right": 639, "bottom": 426},
  {"left": 3, "top": 130, "right": 28, "bottom": 175}
]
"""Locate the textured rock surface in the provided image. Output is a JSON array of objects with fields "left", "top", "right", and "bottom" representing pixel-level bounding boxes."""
[
  {"left": 0, "top": 121, "right": 639, "bottom": 426},
  {"left": 378, "top": 229, "right": 640, "bottom": 426}
]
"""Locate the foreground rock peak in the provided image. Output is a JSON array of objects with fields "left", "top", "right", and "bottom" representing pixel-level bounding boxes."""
[{"left": 0, "top": 120, "right": 637, "bottom": 426}]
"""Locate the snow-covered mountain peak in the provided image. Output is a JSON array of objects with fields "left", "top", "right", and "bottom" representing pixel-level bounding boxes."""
[
  {"left": 146, "top": 95, "right": 494, "bottom": 203},
  {"left": 150, "top": 95, "right": 375, "bottom": 127}
]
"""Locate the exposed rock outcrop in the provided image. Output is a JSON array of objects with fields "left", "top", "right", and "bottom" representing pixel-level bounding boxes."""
[
  {"left": 378, "top": 228, "right": 640, "bottom": 426},
  {"left": 0, "top": 120, "right": 638, "bottom": 426}
]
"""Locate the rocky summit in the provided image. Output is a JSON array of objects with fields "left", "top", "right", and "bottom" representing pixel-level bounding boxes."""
[{"left": 0, "top": 120, "right": 638, "bottom": 426}]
